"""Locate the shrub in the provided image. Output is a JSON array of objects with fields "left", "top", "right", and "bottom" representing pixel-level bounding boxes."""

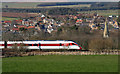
[{"left": 89, "top": 38, "right": 117, "bottom": 52}]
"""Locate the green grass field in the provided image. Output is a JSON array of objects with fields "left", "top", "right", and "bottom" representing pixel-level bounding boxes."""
[
  {"left": 78, "top": 10, "right": 119, "bottom": 16},
  {"left": 2, "top": 55, "right": 118, "bottom": 72},
  {"left": 2, "top": 17, "right": 19, "bottom": 21},
  {"left": 2, "top": 2, "right": 90, "bottom": 8},
  {"left": 2, "top": 2, "right": 43, "bottom": 8}
]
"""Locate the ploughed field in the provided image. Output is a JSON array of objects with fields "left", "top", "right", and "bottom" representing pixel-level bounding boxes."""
[{"left": 3, "top": 55, "right": 118, "bottom": 72}]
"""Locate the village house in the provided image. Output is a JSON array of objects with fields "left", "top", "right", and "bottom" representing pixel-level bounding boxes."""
[
  {"left": 110, "top": 20, "right": 119, "bottom": 29},
  {"left": 75, "top": 19, "right": 83, "bottom": 25},
  {"left": 89, "top": 23, "right": 98, "bottom": 30},
  {"left": 74, "top": 16, "right": 77, "bottom": 19},
  {"left": 47, "top": 24, "right": 54, "bottom": 33},
  {"left": 15, "top": 20, "right": 22, "bottom": 25},
  {"left": 3, "top": 21, "right": 12, "bottom": 26},
  {"left": 11, "top": 28, "right": 19, "bottom": 32},
  {"left": 109, "top": 15, "right": 118, "bottom": 18},
  {"left": 86, "top": 18, "right": 94, "bottom": 23}
]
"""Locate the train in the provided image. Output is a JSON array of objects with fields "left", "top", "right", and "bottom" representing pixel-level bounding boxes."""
[{"left": 0, "top": 40, "right": 82, "bottom": 50}]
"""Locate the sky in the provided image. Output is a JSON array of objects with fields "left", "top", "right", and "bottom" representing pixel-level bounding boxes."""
[{"left": 1, "top": 0, "right": 120, "bottom": 2}]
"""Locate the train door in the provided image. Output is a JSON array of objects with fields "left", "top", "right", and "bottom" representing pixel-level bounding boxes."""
[
  {"left": 59, "top": 43, "right": 63, "bottom": 49},
  {"left": 68, "top": 43, "right": 70, "bottom": 50},
  {"left": 38, "top": 43, "right": 41, "bottom": 50},
  {"left": 4, "top": 41, "right": 7, "bottom": 48}
]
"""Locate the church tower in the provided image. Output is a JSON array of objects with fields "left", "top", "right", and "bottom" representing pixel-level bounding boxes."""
[{"left": 103, "top": 19, "right": 109, "bottom": 38}]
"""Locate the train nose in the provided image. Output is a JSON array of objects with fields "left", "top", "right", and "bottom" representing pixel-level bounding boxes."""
[{"left": 79, "top": 47, "right": 82, "bottom": 50}]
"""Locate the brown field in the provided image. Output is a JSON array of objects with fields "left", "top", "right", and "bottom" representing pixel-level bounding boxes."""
[{"left": 2, "top": 12, "right": 39, "bottom": 18}]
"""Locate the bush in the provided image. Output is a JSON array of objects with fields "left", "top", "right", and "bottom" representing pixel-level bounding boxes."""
[
  {"left": 19, "top": 43, "right": 27, "bottom": 52},
  {"left": 88, "top": 38, "right": 104, "bottom": 51},
  {"left": 89, "top": 38, "right": 117, "bottom": 52},
  {"left": 3, "top": 43, "right": 28, "bottom": 57}
]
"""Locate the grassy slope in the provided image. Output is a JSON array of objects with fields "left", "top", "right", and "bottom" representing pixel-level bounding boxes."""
[
  {"left": 2, "top": 2, "right": 42, "bottom": 8},
  {"left": 35, "top": 4, "right": 90, "bottom": 8},
  {"left": 3, "top": 55, "right": 118, "bottom": 72},
  {"left": 78, "top": 10, "right": 119, "bottom": 16},
  {"left": 2, "top": 2, "right": 90, "bottom": 8},
  {"left": 2, "top": 17, "right": 19, "bottom": 21}
]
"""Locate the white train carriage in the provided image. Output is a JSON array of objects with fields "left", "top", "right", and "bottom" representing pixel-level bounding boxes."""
[
  {"left": 7, "top": 41, "right": 24, "bottom": 49},
  {"left": 0, "top": 40, "right": 82, "bottom": 50},
  {"left": 0, "top": 41, "right": 4, "bottom": 49}
]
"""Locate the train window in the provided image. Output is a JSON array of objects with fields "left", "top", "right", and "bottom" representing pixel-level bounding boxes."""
[
  {"left": 34, "top": 44, "right": 38, "bottom": 46},
  {"left": 72, "top": 43, "right": 76, "bottom": 45},
  {"left": 69, "top": 43, "right": 70, "bottom": 45},
  {"left": 28, "top": 44, "right": 32, "bottom": 46},
  {"left": 60, "top": 43, "right": 62, "bottom": 46},
  {"left": 39, "top": 43, "right": 41, "bottom": 46},
  {"left": 25, "top": 44, "right": 28, "bottom": 46}
]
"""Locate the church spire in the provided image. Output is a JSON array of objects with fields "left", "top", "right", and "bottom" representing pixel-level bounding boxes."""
[{"left": 103, "top": 18, "right": 109, "bottom": 38}]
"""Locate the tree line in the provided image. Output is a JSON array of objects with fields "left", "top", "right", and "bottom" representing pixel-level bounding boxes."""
[{"left": 2, "top": 2, "right": 119, "bottom": 15}]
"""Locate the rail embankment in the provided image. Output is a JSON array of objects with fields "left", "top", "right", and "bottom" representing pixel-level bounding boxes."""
[
  {"left": 2, "top": 50, "right": 120, "bottom": 58},
  {"left": 23, "top": 50, "right": 120, "bottom": 56}
]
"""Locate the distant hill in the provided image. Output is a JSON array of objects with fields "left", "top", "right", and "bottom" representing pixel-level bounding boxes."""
[
  {"left": 36, "top": 2, "right": 118, "bottom": 8},
  {"left": 2, "top": 2, "right": 44, "bottom": 8},
  {"left": 36, "top": 2, "right": 93, "bottom": 7},
  {"left": 2, "top": 2, "right": 119, "bottom": 15},
  {"left": 2, "top": 2, "right": 91, "bottom": 8},
  {"left": 2, "top": 2, "right": 119, "bottom": 9}
]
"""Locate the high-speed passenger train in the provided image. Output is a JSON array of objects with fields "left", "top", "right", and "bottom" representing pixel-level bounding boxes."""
[{"left": 0, "top": 40, "right": 82, "bottom": 50}]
